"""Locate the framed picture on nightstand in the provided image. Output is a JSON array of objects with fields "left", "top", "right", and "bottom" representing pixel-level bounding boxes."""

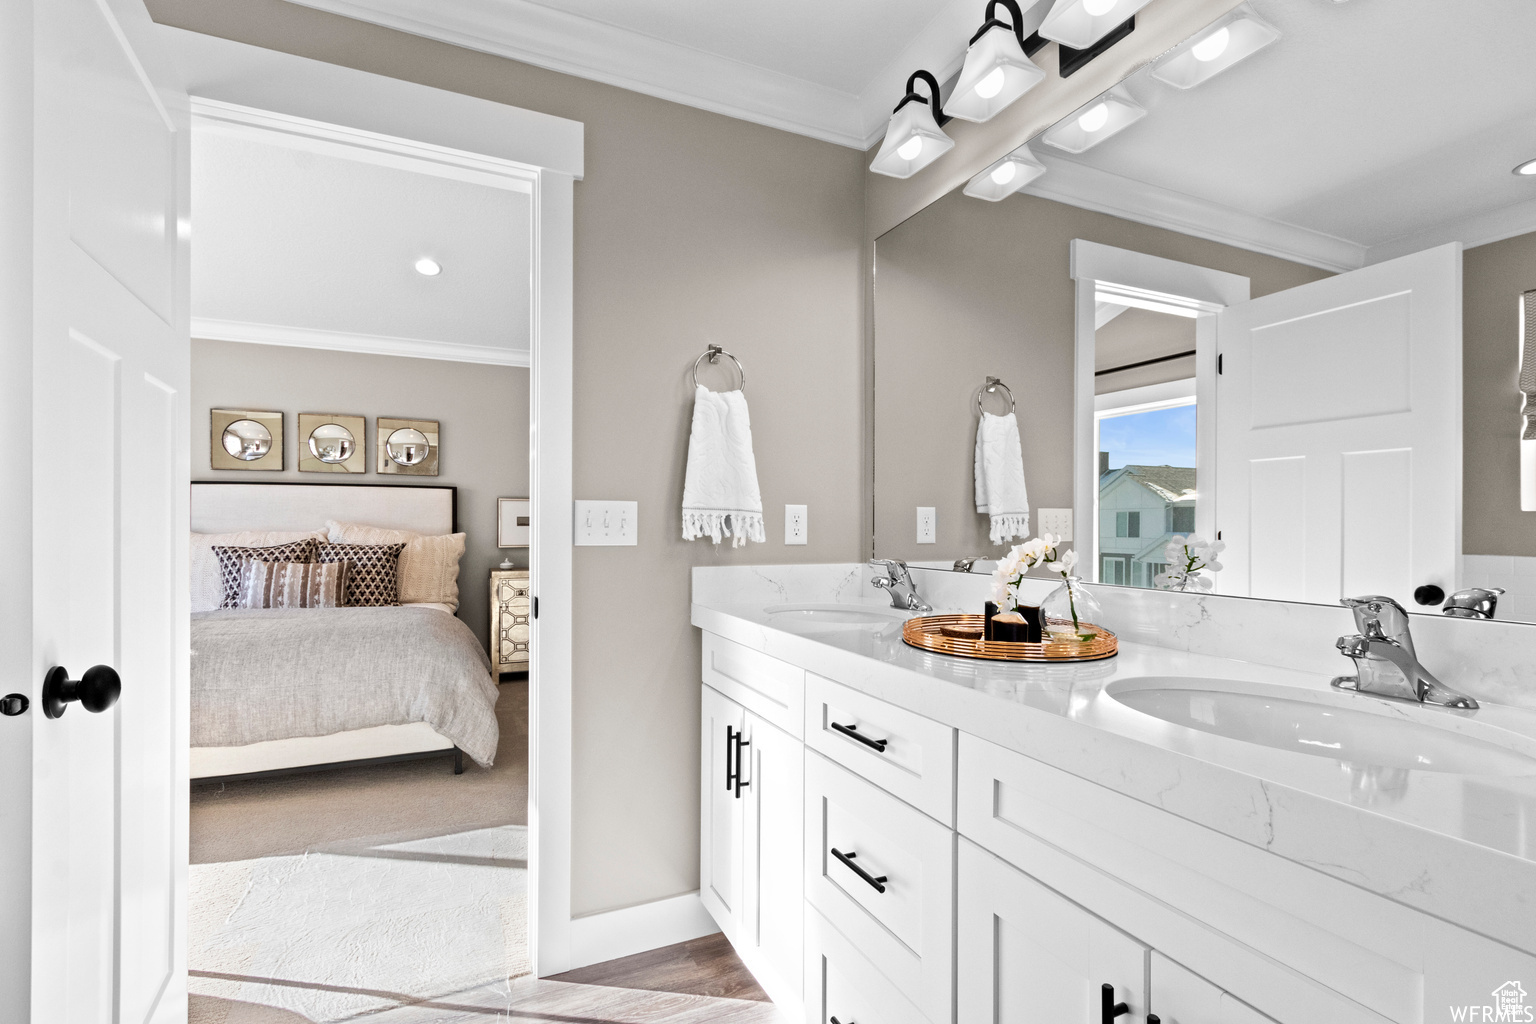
[{"left": 498, "top": 497, "right": 531, "bottom": 547}]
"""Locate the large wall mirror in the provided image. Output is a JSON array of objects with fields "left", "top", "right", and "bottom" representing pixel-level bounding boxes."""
[{"left": 873, "top": 1, "right": 1536, "bottom": 622}]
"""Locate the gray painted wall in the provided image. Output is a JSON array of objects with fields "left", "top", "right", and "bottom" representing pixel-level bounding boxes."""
[{"left": 191, "top": 338, "right": 530, "bottom": 652}]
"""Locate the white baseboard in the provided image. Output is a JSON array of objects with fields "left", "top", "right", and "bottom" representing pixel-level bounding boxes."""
[{"left": 564, "top": 891, "right": 721, "bottom": 972}]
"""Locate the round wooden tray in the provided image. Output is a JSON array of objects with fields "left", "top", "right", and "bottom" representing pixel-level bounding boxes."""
[{"left": 902, "top": 613, "right": 1118, "bottom": 662}]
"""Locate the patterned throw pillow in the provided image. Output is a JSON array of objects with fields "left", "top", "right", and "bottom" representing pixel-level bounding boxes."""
[
  {"left": 211, "top": 540, "right": 319, "bottom": 609},
  {"left": 316, "top": 542, "right": 406, "bottom": 607},
  {"left": 235, "top": 560, "right": 349, "bottom": 609},
  {"left": 325, "top": 520, "right": 466, "bottom": 610}
]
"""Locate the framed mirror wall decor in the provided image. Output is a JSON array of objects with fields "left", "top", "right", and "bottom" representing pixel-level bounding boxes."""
[
  {"left": 378, "top": 417, "right": 440, "bottom": 476},
  {"left": 872, "top": 0, "right": 1536, "bottom": 623},
  {"left": 210, "top": 408, "right": 283, "bottom": 471},
  {"left": 298, "top": 412, "right": 366, "bottom": 473}
]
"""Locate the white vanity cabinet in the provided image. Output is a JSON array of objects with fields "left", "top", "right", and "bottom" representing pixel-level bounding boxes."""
[
  {"left": 1150, "top": 954, "right": 1277, "bottom": 1024},
  {"left": 698, "top": 636, "right": 805, "bottom": 1011}
]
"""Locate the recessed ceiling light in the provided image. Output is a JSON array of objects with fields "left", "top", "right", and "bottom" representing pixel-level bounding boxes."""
[
  {"left": 414, "top": 257, "right": 442, "bottom": 277},
  {"left": 1515, "top": 159, "right": 1536, "bottom": 176}
]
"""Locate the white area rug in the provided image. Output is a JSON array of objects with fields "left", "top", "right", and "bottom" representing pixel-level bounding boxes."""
[{"left": 190, "top": 824, "right": 529, "bottom": 1023}]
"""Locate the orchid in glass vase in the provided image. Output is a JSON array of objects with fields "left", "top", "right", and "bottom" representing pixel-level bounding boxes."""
[
  {"left": 1154, "top": 535, "right": 1226, "bottom": 592},
  {"left": 991, "top": 534, "right": 1100, "bottom": 642}
]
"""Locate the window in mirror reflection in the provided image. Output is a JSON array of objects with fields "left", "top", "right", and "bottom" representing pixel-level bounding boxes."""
[{"left": 1096, "top": 396, "right": 1196, "bottom": 589}]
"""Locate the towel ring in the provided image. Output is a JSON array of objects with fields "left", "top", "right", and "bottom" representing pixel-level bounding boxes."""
[
  {"left": 976, "top": 376, "right": 1015, "bottom": 414},
  {"left": 692, "top": 345, "right": 747, "bottom": 392}
]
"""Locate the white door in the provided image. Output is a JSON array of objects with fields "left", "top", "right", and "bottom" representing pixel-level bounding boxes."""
[
  {"left": 1215, "top": 243, "right": 1461, "bottom": 607},
  {"left": 1150, "top": 953, "right": 1277, "bottom": 1024},
  {"left": 957, "top": 838, "right": 1147, "bottom": 1024},
  {"left": 740, "top": 711, "right": 803, "bottom": 1008},
  {"left": 700, "top": 685, "right": 747, "bottom": 939},
  {"left": 0, "top": 0, "right": 190, "bottom": 1022}
]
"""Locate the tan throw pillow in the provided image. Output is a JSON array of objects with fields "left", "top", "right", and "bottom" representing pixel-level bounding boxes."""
[
  {"left": 190, "top": 529, "right": 328, "bottom": 612},
  {"left": 316, "top": 542, "right": 406, "bottom": 607},
  {"left": 325, "top": 520, "right": 466, "bottom": 611},
  {"left": 211, "top": 540, "right": 320, "bottom": 609},
  {"left": 235, "top": 560, "right": 348, "bottom": 609}
]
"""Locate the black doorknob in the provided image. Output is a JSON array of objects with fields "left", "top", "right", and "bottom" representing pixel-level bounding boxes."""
[{"left": 42, "top": 665, "right": 121, "bottom": 719}]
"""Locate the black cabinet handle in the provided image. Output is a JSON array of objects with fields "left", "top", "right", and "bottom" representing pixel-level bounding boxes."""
[
  {"left": 830, "top": 848, "right": 887, "bottom": 893},
  {"left": 830, "top": 721, "right": 888, "bottom": 753},
  {"left": 1101, "top": 983, "right": 1129, "bottom": 1023},
  {"left": 42, "top": 665, "right": 120, "bottom": 720},
  {"left": 734, "top": 731, "right": 751, "bottom": 799},
  {"left": 830, "top": 1018, "right": 853, "bottom": 1024},
  {"left": 725, "top": 725, "right": 738, "bottom": 792}
]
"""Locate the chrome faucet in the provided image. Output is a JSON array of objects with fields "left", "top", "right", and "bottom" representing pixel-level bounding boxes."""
[
  {"left": 1332, "top": 595, "right": 1478, "bottom": 709},
  {"left": 953, "top": 556, "right": 982, "bottom": 573},
  {"left": 1443, "top": 587, "right": 1505, "bottom": 620},
  {"left": 870, "top": 559, "right": 932, "bottom": 613}
]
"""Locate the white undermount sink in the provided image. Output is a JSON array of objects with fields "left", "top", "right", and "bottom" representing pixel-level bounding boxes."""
[
  {"left": 763, "top": 603, "right": 910, "bottom": 626},
  {"left": 1107, "top": 677, "right": 1536, "bottom": 776}
]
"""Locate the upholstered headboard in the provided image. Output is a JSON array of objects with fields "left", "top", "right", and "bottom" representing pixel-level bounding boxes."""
[{"left": 191, "top": 482, "right": 457, "bottom": 536}]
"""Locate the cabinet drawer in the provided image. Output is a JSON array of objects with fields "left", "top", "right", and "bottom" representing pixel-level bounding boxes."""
[
  {"left": 1152, "top": 953, "right": 1277, "bottom": 1024},
  {"left": 805, "top": 751, "right": 953, "bottom": 1024},
  {"left": 805, "top": 905, "right": 930, "bottom": 1024},
  {"left": 805, "top": 673, "right": 955, "bottom": 825},
  {"left": 703, "top": 632, "right": 804, "bottom": 738}
]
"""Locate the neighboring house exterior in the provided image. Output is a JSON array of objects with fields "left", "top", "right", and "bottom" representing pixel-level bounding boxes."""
[{"left": 1098, "top": 464, "right": 1197, "bottom": 588}]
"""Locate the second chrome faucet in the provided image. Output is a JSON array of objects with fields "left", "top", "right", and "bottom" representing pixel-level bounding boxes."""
[{"left": 1332, "top": 595, "right": 1478, "bottom": 709}]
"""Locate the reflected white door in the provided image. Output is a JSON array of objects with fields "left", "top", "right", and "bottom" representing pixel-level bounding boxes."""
[
  {"left": 1214, "top": 244, "right": 1460, "bottom": 607},
  {"left": 0, "top": 0, "right": 190, "bottom": 1021}
]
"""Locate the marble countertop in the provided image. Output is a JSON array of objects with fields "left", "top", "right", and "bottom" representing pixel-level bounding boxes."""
[{"left": 693, "top": 574, "right": 1536, "bottom": 955}]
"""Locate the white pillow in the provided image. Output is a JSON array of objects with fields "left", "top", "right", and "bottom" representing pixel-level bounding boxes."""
[
  {"left": 189, "top": 529, "right": 328, "bottom": 612},
  {"left": 325, "top": 520, "right": 466, "bottom": 610}
]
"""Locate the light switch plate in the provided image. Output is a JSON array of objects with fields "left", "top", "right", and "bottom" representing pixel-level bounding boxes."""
[
  {"left": 784, "top": 504, "right": 808, "bottom": 545},
  {"left": 1038, "top": 507, "right": 1073, "bottom": 541},
  {"left": 916, "top": 506, "right": 937, "bottom": 544},
  {"left": 574, "top": 500, "right": 638, "bottom": 546}
]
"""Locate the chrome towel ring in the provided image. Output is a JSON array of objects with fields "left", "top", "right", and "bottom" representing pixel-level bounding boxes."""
[
  {"left": 976, "top": 376, "right": 1015, "bottom": 414},
  {"left": 692, "top": 344, "right": 747, "bottom": 392}
]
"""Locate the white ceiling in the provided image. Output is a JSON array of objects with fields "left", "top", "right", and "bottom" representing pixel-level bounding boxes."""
[{"left": 191, "top": 128, "right": 531, "bottom": 361}]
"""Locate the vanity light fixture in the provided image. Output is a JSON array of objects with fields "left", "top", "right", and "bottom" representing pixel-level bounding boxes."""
[
  {"left": 1037, "top": 0, "right": 1152, "bottom": 50},
  {"left": 869, "top": 70, "right": 955, "bottom": 178},
  {"left": 1515, "top": 159, "right": 1536, "bottom": 176},
  {"left": 1041, "top": 87, "right": 1146, "bottom": 154},
  {"left": 414, "top": 257, "right": 443, "bottom": 277},
  {"left": 947, "top": 0, "right": 1048, "bottom": 124},
  {"left": 1150, "top": 5, "right": 1280, "bottom": 90},
  {"left": 963, "top": 144, "right": 1047, "bottom": 201}
]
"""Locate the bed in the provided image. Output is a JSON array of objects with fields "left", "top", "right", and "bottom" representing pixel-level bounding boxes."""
[{"left": 190, "top": 482, "right": 498, "bottom": 780}]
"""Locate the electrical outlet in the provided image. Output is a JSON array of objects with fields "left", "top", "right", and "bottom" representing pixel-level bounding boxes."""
[
  {"left": 784, "top": 504, "right": 808, "bottom": 545},
  {"left": 916, "top": 506, "right": 937, "bottom": 544},
  {"left": 1038, "top": 507, "right": 1073, "bottom": 541},
  {"left": 574, "top": 500, "right": 638, "bottom": 546}
]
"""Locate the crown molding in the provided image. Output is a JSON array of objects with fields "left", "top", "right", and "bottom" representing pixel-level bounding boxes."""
[
  {"left": 193, "top": 318, "right": 532, "bottom": 367},
  {"left": 1366, "top": 197, "right": 1536, "bottom": 265},
  {"left": 285, "top": 0, "right": 875, "bottom": 148},
  {"left": 1031, "top": 154, "right": 1367, "bottom": 272}
]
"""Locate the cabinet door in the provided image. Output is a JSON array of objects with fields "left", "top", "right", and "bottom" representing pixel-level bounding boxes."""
[
  {"left": 1150, "top": 954, "right": 1276, "bottom": 1024},
  {"left": 958, "top": 837, "right": 1148, "bottom": 1024},
  {"left": 741, "top": 712, "right": 805, "bottom": 1008},
  {"left": 701, "top": 684, "right": 748, "bottom": 939}
]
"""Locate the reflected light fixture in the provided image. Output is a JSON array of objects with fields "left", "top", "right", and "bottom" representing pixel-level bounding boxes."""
[
  {"left": 963, "top": 144, "right": 1047, "bottom": 201},
  {"left": 1515, "top": 159, "right": 1536, "bottom": 176},
  {"left": 1150, "top": 5, "right": 1279, "bottom": 89},
  {"left": 947, "top": 0, "right": 1048, "bottom": 124},
  {"left": 869, "top": 70, "right": 955, "bottom": 179},
  {"left": 414, "top": 257, "right": 443, "bottom": 276},
  {"left": 1041, "top": 87, "right": 1145, "bottom": 154},
  {"left": 1037, "top": 0, "right": 1153, "bottom": 50}
]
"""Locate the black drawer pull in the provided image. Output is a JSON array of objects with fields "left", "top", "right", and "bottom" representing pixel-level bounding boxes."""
[
  {"left": 734, "top": 733, "right": 751, "bottom": 799},
  {"left": 831, "top": 848, "right": 887, "bottom": 893},
  {"left": 1101, "top": 983, "right": 1129, "bottom": 1023},
  {"left": 725, "top": 724, "right": 738, "bottom": 792},
  {"left": 830, "top": 721, "right": 888, "bottom": 752},
  {"left": 1147, "top": 1016, "right": 1160, "bottom": 1024},
  {"left": 830, "top": 1018, "right": 853, "bottom": 1024}
]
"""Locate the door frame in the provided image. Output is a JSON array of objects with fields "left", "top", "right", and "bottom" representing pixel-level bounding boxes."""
[
  {"left": 161, "top": 26, "right": 584, "bottom": 976},
  {"left": 1069, "top": 240, "right": 1250, "bottom": 581}
]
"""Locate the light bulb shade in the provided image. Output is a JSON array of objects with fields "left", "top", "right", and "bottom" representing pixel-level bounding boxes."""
[
  {"left": 870, "top": 99, "right": 955, "bottom": 178},
  {"left": 1041, "top": 88, "right": 1146, "bottom": 154},
  {"left": 1037, "top": 0, "right": 1153, "bottom": 50},
  {"left": 963, "top": 144, "right": 1047, "bottom": 201},
  {"left": 947, "top": 24, "right": 1047, "bottom": 123},
  {"left": 1150, "top": 6, "right": 1279, "bottom": 89}
]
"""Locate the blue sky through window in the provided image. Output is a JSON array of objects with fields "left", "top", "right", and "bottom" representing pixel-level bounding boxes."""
[{"left": 1099, "top": 404, "right": 1196, "bottom": 470}]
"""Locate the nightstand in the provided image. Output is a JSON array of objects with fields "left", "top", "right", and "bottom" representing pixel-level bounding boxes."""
[{"left": 490, "top": 569, "right": 531, "bottom": 676}]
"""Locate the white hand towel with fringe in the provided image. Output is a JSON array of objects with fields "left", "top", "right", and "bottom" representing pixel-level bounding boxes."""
[
  {"left": 975, "top": 410, "right": 1030, "bottom": 544},
  {"left": 682, "top": 384, "right": 766, "bottom": 548}
]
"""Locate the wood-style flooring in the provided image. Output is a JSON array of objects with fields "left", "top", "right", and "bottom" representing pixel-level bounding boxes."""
[{"left": 549, "top": 931, "right": 771, "bottom": 1002}]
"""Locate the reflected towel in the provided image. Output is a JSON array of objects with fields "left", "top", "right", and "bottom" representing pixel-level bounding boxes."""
[
  {"left": 975, "top": 411, "right": 1030, "bottom": 544},
  {"left": 682, "top": 384, "right": 765, "bottom": 548}
]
